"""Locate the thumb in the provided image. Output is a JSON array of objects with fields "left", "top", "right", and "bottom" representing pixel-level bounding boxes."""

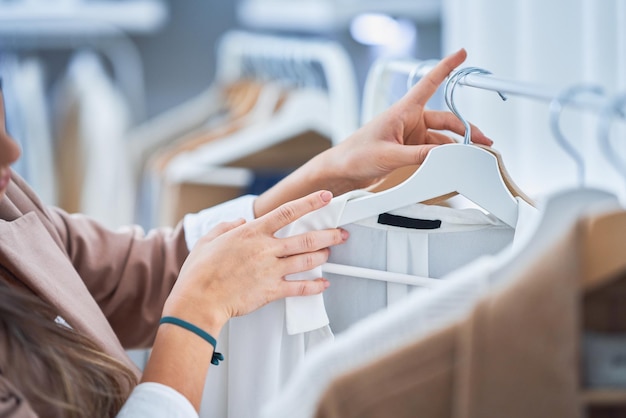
[
  {"left": 412, "top": 144, "right": 439, "bottom": 165},
  {"left": 386, "top": 143, "right": 439, "bottom": 168}
]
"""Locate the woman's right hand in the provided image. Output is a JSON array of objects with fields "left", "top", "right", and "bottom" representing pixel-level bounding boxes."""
[
  {"left": 253, "top": 49, "right": 493, "bottom": 218},
  {"left": 162, "top": 189, "right": 347, "bottom": 336}
]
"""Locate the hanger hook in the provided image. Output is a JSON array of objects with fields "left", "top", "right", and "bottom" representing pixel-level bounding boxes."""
[
  {"left": 444, "top": 66, "right": 506, "bottom": 145},
  {"left": 598, "top": 92, "right": 626, "bottom": 186},
  {"left": 549, "top": 84, "right": 605, "bottom": 187}
]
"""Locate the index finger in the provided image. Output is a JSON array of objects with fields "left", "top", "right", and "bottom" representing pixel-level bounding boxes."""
[
  {"left": 405, "top": 48, "right": 467, "bottom": 107},
  {"left": 258, "top": 190, "right": 333, "bottom": 233}
]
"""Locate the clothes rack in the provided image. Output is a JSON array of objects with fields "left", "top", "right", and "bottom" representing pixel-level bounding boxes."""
[
  {"left": 0, "top": 0, "right": 168, "bottom": 121},
  {"left": 362, "top": 58, "right": 619, "bottom": 124},
  {"left": 215, "top": 30, "right": 359, "bottom": 144}
]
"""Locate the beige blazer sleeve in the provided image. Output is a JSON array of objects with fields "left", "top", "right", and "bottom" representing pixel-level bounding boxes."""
[
  {"left": 48, "top": 207, "right": 189, "bottom": 348},
  {"left": 3, "top": 172, "right": 189, "bottom": 349}
]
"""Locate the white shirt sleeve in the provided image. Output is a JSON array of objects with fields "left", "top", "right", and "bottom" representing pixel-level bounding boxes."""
[
  {"left": 182, "top": 194, "right": 257, "bottom": 250},
  {"left": 117, "top": 382, "right": 198, "bottom": 418}
]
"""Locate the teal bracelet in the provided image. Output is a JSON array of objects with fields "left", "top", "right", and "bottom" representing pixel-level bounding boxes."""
[{"left": 159, "top": 316, "right": 224, "bottom": 366}]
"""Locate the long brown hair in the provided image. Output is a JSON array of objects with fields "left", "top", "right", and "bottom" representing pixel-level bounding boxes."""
[{"left": 0, "top": 279, "right": 138, "bottom": 417}]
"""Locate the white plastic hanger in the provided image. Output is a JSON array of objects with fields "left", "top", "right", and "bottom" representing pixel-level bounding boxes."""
[
  {"left": 320, "top": 67, "right": 526, "bottom": 288},
  {"left": 339, "top": 67, "right": 522, "bottom": 228}
]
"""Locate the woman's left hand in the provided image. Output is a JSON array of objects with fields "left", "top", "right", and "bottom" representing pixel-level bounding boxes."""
[{"left": 164, "top": 190, "right": 347, "bottom": 335}]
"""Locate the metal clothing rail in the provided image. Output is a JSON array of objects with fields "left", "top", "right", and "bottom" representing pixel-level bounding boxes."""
[{"left": 362, "top": 57, "right": 614, "bottom": 124}]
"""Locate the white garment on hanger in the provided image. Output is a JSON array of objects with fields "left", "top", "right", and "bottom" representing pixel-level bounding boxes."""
[
  {"left": 53, "top": 51, "right": 133, "bottom": 228},
  {"left": 321, "top": 201, "right": 519, "bottom": 334},
  {"left": 198, "top": 191, "right": 535, "bottom": 418},
  {"left": 258, "top": 197, "right": 537, "bottom": 418},
  {"left": 198, "top": 194, "right": 358, "bottom": 418}
]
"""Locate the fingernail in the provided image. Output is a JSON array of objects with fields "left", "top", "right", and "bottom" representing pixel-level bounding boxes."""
[
  {"left": 320, "top": 190, "right": 332, "bottom": 202},
  {"left": 323, "top": 279, "right": 330, "bottom": 289},
  {"left": 340, "top": 229, "right": 349, "bottom": 241}
]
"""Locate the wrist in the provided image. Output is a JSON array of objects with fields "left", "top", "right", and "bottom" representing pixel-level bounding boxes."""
[
  {"left": 309, "top": 147, "right": 365, "bottom": 196},
  {"left": 142, "top": 321, "right": 218, "bottom": 411},
  {"left": 162, "top": 297, "right": 228, "bottom": 338}
]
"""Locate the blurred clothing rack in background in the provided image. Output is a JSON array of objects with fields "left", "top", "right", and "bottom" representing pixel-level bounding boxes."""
[
  {"left": 0, "top": 0, "right": 169, "bottom": 121},
  {"left": 216, "top": 30, "right": 359, "bottom": 144}
]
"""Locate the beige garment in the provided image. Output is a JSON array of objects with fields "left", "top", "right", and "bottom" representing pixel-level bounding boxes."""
[{"left": 315, "top": 216, "right": 626, "bottom": 418}]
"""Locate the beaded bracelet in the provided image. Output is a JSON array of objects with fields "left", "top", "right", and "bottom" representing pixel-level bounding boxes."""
[{"left": 159, "top": 316, "right": 224, "bottom": 366}]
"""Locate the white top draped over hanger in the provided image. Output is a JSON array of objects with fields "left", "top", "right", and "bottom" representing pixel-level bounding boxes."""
[{"left": 199, "top": 191, "right": 536, "bottom": 418}]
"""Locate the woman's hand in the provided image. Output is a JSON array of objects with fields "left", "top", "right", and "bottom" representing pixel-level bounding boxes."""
[
  {"left": 144, "top": 191, "right": 345, "bottom": 411},
  {"left": 328, "top": 48, "right": 492, "bottom": 190},
  {"left": 163, "top": 190, "right": 346, "bottom": 336},
  {"left": 253, "top": 49, "right": 492, "bottom": 217}
]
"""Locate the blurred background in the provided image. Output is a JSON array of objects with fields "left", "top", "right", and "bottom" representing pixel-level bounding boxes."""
[{"left": 1, "top": 0, "right": 625, "bottom": 231}]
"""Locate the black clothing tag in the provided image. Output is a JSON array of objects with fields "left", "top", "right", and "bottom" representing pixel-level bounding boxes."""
[{"left": 377, "top": 213, "right": 442, "bottom": 230}]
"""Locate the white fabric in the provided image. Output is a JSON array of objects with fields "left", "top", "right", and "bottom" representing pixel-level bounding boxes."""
[
  {"left": 281, "top": 190, "right": 369, "bottom": 335},
  {"left": 199, "top": 192, "right": 364, "bottom": 418},
  {"left": 191, "top": 191, "right": 534, "bottom": 418},
  {"left": 258, "top": 197, "right": 537, "bottom": 418},
  {"left": 183, "top": 194, "right": 257, "bottom": 250},
  {"left": 286, "top": 192, "right": 516, "bottom": 336},
  {"left": 385, "top": 228, "right": 428, "bottom": 304},
  {"left": 52, "top": 51, "right": 133, "bottom": 228},
  {"left": 117, "top": 382, "right": 197, "bottom": 418}
]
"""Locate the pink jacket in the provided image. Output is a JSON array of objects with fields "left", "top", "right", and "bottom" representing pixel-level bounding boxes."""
[{"left": 0, "top": 171, "right": 189, "bottom": 415}]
